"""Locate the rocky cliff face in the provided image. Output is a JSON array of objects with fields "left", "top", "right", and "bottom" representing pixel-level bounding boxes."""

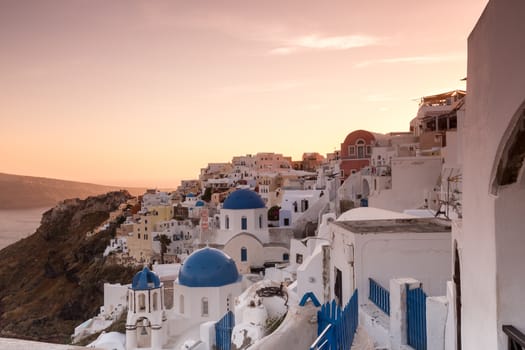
[{"left": 0, "top": 191, "right": 139, "bottom": 343}]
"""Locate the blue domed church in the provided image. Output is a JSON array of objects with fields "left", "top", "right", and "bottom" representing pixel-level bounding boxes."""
[
  {"left": 126, "top": 248, "right": 243, "bottom": 350},
  {"left": 202, "top": 189, "right": 289, "bottom": 273},
  {"left": 173, "top": 247, "right": 242, "bottom": 321}
]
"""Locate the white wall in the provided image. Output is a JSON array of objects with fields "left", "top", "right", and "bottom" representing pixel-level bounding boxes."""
[
  {"left": 330, "top": 223, "right": 451, "bottom": 307},
  {"left": 355, "top": 232, "right": 451, "bottom": 299},
  {"left": 463, "top": 1, "right": 525, "bottom": 348},
  {"left": 369, "top": 157, "right": 442, "bottom": 212},
  {"left": 104, "top": 283, "right": 128, "bottom": 315}
]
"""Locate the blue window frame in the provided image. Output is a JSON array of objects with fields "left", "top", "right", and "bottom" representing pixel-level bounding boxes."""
[
  {"left": 241, "top": 247, "right": 247, "bottom": 261},
  {"left": 241, "top": 216, "right": 247, "bottom": 230}
]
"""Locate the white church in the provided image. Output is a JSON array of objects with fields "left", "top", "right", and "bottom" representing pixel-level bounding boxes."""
[
  {"left": 201, "top": 189, "right": 290, "bottom": 274},
  {"left": 125, "top": 247, "right": 243, "bottom": 350}
]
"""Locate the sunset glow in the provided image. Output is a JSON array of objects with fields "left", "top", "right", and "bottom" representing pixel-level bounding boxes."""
[{"left": 0, "top": 0, "right": 488, "bottom": 187}]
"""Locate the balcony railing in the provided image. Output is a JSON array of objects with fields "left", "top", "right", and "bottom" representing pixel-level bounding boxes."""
[
  {"left": 369, "top": 278, "right": 390, "bottom": 315},
  {"left": 503, "top": 325, "right": 525, "bottom": 350}
]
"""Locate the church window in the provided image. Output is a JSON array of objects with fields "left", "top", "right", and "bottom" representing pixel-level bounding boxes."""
[
  {"left": 241, "top": 216, "right": 247, "bottom": 230},
  {"left": 225, "top": 215, "right": 230, "bottom": 229},
  {"left": 241, "top": 247, "right": 247, "bottom": 262},
  {"left": 259, "top": 214, "right": 263, "bottom": 228},
  {"left": 296, "top": 254, "right": 303, "bottom": 264},
  {"left": 283, "top": 253, "right": 289, "bottom": 261},
  {"left": 348, "top": 145, "right": 355, "bottom": 157},
  {"left": 138, "top": 293, "right": 146, "bottom": 311},
  {"left": 180, "top": 294, "right": 185, "bottom": 314},
  {"left": 153, "top": 292, "right": 158, "bottom": 311},
  {"left": 201, "top": 298, "right": 209, "bottom": 317}
]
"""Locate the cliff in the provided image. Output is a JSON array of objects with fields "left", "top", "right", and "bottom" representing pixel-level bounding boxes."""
[{"left": 0, "top": 191, "right": 139, "bottom": 343}]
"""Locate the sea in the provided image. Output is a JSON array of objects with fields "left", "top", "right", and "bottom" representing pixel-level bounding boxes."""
[{"left": 0, "top": 208, "right": 48, "bottom": 250}]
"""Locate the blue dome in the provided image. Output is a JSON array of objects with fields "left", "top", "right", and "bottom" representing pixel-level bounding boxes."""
[
  {"left": 195, "top": 200, "right": 205, "bottom": 207},
  {"left": 223, "top": 189, "right": 265, "bottom": 210},
  {"left": 179, "top": 248, "right": 240, "bottom": 287},
  {"left": 131, "top": 267, "right": 161, "bottom": 290},
  {"left": 186, "top": 193, "right": 195, "bottom": 198}
]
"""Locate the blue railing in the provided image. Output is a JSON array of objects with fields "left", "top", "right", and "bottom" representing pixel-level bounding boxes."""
[
  {"left": 215, "top": 311, "right": 234, "bottom": 350},
  {"left": 369, "top": 278, "right": 390, "bottom": 315},
  {"left": 406, "top": 285, "right": 427, "bottom": 350},
  {"left": 310, "top": 289, "right": 359, "bottom": 350}
]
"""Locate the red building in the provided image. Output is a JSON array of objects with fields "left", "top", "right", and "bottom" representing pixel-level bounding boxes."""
[{"left": 339, "top": 130, "right": 377, "bottom": 180}]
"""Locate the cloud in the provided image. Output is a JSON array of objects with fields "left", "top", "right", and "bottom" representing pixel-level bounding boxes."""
[
  {"left": 355, "top": 53, "right": 465, "bottom": 68},
  {"left": 269, "top": 34, "right": 384, "bottom": 55}
]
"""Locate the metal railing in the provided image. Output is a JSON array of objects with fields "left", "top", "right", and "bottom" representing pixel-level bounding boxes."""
[
  {"left": 503, "top": 325, "right": 525, "bottom": 350},
  {"left": 369, "top": 278, "right": 390, "bottom": 315}
]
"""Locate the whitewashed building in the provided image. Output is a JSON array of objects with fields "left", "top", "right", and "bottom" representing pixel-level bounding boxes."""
[{"left": 452, "top": 1, "right": 525, "bottom": 349}]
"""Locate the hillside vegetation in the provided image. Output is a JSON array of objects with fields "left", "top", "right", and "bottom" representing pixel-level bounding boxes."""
[{"left": 0, "top": 191, "right": 140, "bottom": 343}]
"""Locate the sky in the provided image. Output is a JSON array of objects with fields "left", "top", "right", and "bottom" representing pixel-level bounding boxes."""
[{"left": 0, "top": 0, "right": 488, "bottom": 188}]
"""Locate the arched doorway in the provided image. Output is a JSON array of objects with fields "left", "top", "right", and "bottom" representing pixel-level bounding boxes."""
[{"left": 490, "top": 103, "right": 525, "bottom": 346}]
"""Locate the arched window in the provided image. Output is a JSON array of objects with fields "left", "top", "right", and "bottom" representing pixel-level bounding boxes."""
[
  {"left": 241, "top": 247, "right": 247, "bottom": 262},
  {"left": 153, "top": 292, "right": 158, "bottom": 311},
  {"left": 259, "top": 214, "right": 263, "bottom": 228},
  {"left": 138, "top": 293, "right": 146, "bottom": 311},
  {"left": 180, "top": 294, "right": 184, "bottom": 314},
  {"left": 201, "top": 297, "right": 209, "bottom": 317},
  {"left": 241, "top": 216, "right": 247, "bottom": 230},
  {"left": 356, "top": 139, "right": 365, "bottom": 158},
  {"left": 225, "top": 215, "right": 230, "bottom": 229},
  {"left": 129, "top": 291, "right": 133, "bottom": 313}
]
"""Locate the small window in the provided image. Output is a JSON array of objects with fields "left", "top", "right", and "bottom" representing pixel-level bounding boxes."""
[
  {"left": 241, "top": 216, "right": 247, "bottom": 230},
  {"left": 137, "top": 233, "right": 141, "bottom": 239},
  {"left": 283, "top": 253, "right": 289, "bottom": 261},
  {"left": 153, "top": 292, "right": 158, "bottom": 311},
  {"left": 201, "top": 297, "right": 209, "bottom": 317},
  {"left": 296, "top": 254, "right": 303, "bottom": 264},
  {"left": 138, "top": 293, "right": 146, "bottom": 311},
  {"left": 180, "top": 294, "right": 184, "bottom": 314},
  {"left": 348, "top": 145, "right": 355, "bottom": 156},
  {"left": 284, "top": 218, "right": 290, "bottom": 226},
  {"left": 241, "top": 247, "right": 247, "bottom": 262},
  {"left": 259, "top": 214, "right": 263, "bottom": 228},
  {"left": 225, "top": 215, "right": 230, "bottom": 229}
]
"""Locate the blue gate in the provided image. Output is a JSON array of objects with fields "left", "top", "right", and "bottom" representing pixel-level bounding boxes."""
[
  {"left": 407, "top": 285, "right": 427, "bottom": 350},
  {"left": 215, "top": 311, "right": 234, "bottom": 350},
  {"left": 310, "top": 289, "right": 359, "bottom": 350}
]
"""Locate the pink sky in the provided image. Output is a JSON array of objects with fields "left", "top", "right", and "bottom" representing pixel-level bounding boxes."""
[{"left": 0, "top": 0, "right": 488, "bottom": 188}]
